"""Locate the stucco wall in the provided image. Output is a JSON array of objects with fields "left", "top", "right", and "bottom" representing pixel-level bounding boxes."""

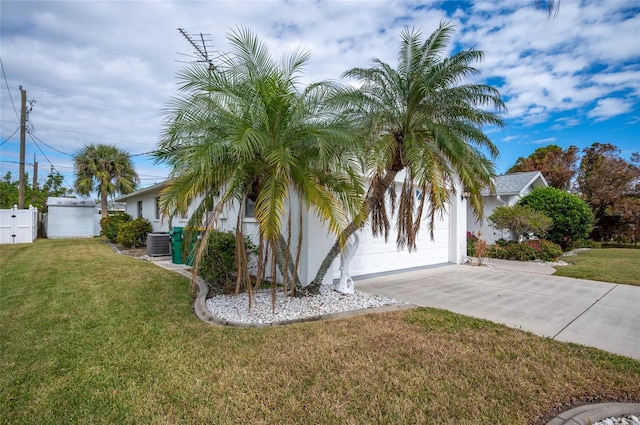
[{"left": 47, "top": 198, "right": 97, "bottom": 239}]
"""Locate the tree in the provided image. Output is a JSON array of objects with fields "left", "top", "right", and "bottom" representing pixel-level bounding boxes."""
[
  {"left": 1, "top": 170, "right": 70, "bottom": 211},
  {"left": 1, "top": 169, "right": 72, "bottom": 237},
  {"left": 155, "top": 27, "right": 363, "bottom": 299},
  {"left": 0, "top": 172, "right": 19, "bottom": 209},
  {"left": 73, "top": 143, "right": 139, "bottom": 217},
  {"left": 507, "top": 145, "right": 578, "bottom": 190},
  {"left": 309, "top": 22, "right": 505, "bottom": 289},
  {"left": 577, "top": 143, "right": 640, "bottom": 240},
  {"left": 488, "top": 205, "right": 552, "bottom": 242},
  {"left": 518, "top": 187, "right": 594, "bottom": 249},
  {"left": 611, "top": 196, "right": 640, "bottom": 245}
]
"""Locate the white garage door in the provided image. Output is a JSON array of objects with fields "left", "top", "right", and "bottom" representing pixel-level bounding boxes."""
[{"left": 333, "top": 208, "right": 450, "bottom": 279}]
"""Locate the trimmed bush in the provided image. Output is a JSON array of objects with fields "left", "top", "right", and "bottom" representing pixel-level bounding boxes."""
[
  {"left": 488, "top": 205, "right": 552, "bottom": 241},
  {"left": 100, "top": 212, "right": 131, "bottom": 243},
  {"left": 116, "top": 218, "right": 152, "bottom": 248},
  {"left": 198, "top": 230, "right": 257, "bottom": 294},
  {"left": 518, "top": 187, "right": 594, "bottom": 250},
  {"left": 488, "top": 239, "right": 563, "bottom": 262}
]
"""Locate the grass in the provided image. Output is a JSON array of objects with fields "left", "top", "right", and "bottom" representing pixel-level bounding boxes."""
[
  {"left": 553, "top": 248, "right": 640, "bottom": 286},
  {"left": 1, "top": 239, "right": 639, "bottom": 425}
]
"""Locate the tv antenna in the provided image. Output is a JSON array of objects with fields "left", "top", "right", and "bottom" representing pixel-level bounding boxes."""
[{"left": 177, "top": 28, "right": 218, "bottom": 71}]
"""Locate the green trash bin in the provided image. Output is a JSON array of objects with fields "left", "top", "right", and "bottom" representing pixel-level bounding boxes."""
[
  {"left": 169, "top": 227, "right": 184, "bottom": 264},
  {"left": 185, "top": 230, "right": 202, "bottom": 267}
]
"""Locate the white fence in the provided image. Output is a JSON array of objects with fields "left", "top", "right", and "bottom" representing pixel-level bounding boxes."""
[{"left": 0, "top": 205, "right": 38, "bottom": 244}]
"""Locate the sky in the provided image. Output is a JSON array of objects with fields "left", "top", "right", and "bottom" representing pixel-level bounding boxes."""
[{"left": 1, "top": 0, "right": 639, "bottom": 197}]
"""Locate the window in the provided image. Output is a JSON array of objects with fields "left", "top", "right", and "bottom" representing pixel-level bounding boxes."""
[
  {"left": 245, "top": 198, "right": 256, "bottom": 218},
  {"left": 137, "top": 201, "right": 143, "bottom": 218},
  {"left": 154, "top": 197, "right": 160, "bottom": 220}
]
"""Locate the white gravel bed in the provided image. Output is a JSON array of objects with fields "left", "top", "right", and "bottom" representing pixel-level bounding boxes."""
[
  {"left": 205, "top": 286, "right": 405, "bottom": 325},
  {"left": 593, "top": 415, "right": 640, "bottom": 425}
]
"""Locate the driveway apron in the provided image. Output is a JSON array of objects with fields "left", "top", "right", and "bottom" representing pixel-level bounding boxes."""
[{"left": 356, "top": 264, "right": 640, "bottom": 360}]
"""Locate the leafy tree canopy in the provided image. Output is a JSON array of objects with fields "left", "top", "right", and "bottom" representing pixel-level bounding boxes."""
[
  {"left": 518, "top": 187, "right": 594, "bottom": 249},
  {"left": 577, "top": 143, "right": 640, "bottom": 241},
  {"left": 0, "top": 170, "right": 71, "bottom": 212},
  {"left": 507, "top": 144, "right": 578, "bottom": 190},
  {"left": 488, "top": 205, "right": 552, "bottom": 242},
  {"left": 73, "top": 143, "right": 139, "bottom": 217}
]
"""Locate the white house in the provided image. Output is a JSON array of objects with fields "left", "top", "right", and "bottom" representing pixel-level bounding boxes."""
[
  {"left": 467, "top": 171, "right": 548, "bottom": 244},
  {"left": 115, "top": 171, "right": 468, "bottom": 286}
]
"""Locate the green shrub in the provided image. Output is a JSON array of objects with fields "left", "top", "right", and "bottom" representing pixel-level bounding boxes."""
[
  {"left": 116, "top": 218, "right": 152, "bottom": 248},
  {"left": 100, "top": 212, "right": 131, "bottom": 243},
  {"left": 467, "top": 231, "right": 479, "bottom": 257},
  {"left": 488, "top": 239, "right": 562, "bottom": 262},
  {"left": 518, "top": 187, "right": 594, "bottom": 250},
  {"left": 567, "top": 239, "right": 602, "bottom": 250},
  {"left": 198, "top": 230, "right": 257, "bottom": 294},
  {"left": 488, "top": 205, "right": 552, "bottom": 241},
  {"left": 527, "top": 239, "right": 563, "bottom": 261}
]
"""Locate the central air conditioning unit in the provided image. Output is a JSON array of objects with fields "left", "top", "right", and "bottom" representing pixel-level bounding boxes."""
[{"left": 147, "top": 232, "right": 171, "bottom": 257}]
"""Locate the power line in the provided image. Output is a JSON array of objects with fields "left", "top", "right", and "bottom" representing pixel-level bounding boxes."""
[
  {"left": 1, "top": 127, "right": 20, "bottom": 145},
  {"left": 27, "top": 131, "right": 73, "bottom": 156},
  {"left": 0, "top": 57, "right": 20, "bottom": 123},
  {"left": 29, "top": 133, "right": 74, "bottom": 189}
]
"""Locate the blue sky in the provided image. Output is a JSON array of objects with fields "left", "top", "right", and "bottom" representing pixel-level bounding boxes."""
[{"left": 1, "top": 0, "right": 639, "bottom": 196}]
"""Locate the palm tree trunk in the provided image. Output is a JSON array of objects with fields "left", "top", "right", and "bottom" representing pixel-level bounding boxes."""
[
  {"left": 304, "top": 167, "right": 401, "bottom": 292},
  {"left": 100, "top": 187, "right": 109, "bottom": 218},
  {"left": 275, "top": 233, "right": 302, "bottom": 290}
]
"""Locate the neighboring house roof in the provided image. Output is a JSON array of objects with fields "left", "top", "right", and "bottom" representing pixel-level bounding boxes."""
[
  {"left": 114, "top": 181, "right": 167, "bottom": 202},
  {"left": 482, "top": 171, "right": 548, "bottom": 197}
]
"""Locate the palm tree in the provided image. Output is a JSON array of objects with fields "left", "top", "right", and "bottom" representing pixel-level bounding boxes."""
[
  {"left": 308, "top": 22, "right": 506, "bottom": 289},
  {"left": 536, "top": 0, "right": 560, "bottom": 17},
  {"left": 155, "top": 27, "right": 363, "bottom": 299},
  {"left": 73, "top": 143, "right": 139, "bottom": 217}
]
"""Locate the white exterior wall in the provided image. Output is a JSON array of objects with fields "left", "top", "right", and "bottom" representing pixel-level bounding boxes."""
[
  {"left": 468, "top": 195, "right": 520, "bottom": 244},
  {"left": 449, "top": 182, "right": 468, "bottom": 265},
  {"left": 333, "top": 213, "right": 449, "bottom": 280},
  {"left": 118, "top": 174, "right": 464, "bottom": 283},
  {"left": 122, "top": 192, "right": 190, "bottom": 232},
  {"left": 301, "top": 171, "right": 462, "bottom": 282},
  {"left": 47, "top": 198, "right": 97, "bottom": 239}
]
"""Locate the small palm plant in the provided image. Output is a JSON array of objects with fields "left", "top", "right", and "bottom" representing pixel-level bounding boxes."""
[
  {"left": 155, "top": 27, "right": 364, "bottom": 302},
  {"left": 309, "top": 22, "right": 506, "bottom": 288}
]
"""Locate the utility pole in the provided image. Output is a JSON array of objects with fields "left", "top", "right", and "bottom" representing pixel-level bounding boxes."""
[
  {"left": 33, "top": 153, "right": 38, "bottom": 187},
  {"left": 18, "top": 86, "right": 26, "bottom": 209}
]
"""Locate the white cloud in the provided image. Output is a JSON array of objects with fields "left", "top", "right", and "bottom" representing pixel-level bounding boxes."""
[
  {"left": 1, "top": 0, "right": 638, "bottom": 186},
  {"left": 529, "top": 137, "right": 557, "bottom": 145},
  {"left": 588, "top": 98, "right": 634, "bottom": 121}
]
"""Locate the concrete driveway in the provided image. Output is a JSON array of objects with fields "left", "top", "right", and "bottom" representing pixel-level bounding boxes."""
[{"left": 356, "top": 259, "right": 640, "bottom": 360}]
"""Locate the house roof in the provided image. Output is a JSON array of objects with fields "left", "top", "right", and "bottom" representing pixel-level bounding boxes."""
[
  {"left": 483, "top": 171, "right": 547, "bottom": 197},
  {"left": 46, "top": 197, "right": 96, "bottom": 207},
  {"left": 114, "top": 181, "right": 167, "bottom": 202}
]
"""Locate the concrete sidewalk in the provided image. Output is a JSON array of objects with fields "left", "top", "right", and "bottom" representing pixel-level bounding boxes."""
[{"left": 356, "top": 262, "right": 640, "bottom": 360}]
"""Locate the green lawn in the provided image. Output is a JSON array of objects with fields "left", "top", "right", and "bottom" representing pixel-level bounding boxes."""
[
  {"left": 1, "top": 239, "right": 639, "bottom": 425},
  {"left": 553, "top": 248, "right": 640, "bottom": 286}
]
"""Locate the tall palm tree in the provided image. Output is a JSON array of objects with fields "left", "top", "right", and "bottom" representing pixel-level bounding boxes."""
[
  {"left": 73, "top": 143, "right": 139, "bottom": 217},
  {"left": 309, "top": 22, "right": 506, "bottom": 289},
  {"left": 155, "top": 27, "right": 363, "bottom": 299}
]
